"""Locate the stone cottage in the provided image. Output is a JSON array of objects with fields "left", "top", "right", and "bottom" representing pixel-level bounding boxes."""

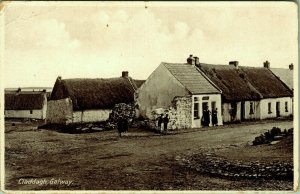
[
  {"left": 5, "top": 89, "right": 49, "bottom": 120},
  {"left": 197, "top": 60, "right": 293, "bottom": 123},
  {"left": 136, "top": 57, "right": 223, "bottom": 129},
  {"left": 47, "top": 72, "right": 144, "bottom": 124}
]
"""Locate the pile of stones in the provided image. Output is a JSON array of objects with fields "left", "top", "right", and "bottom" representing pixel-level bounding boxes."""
[
  {"left": 179, "top": 153, "right": 293, "bottom": 180},
  {"left": 253, "top": 127, "right": 293, "bottom": 145}
]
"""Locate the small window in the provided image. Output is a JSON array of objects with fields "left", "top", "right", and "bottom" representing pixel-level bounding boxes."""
[
  {"left": 285, "top": 102, "right": 288, "bottom": 112},
  {"left": 268, "top": 102, "right": 272, "bottom": 114},
  {"left": 250, "top": 102, "right": 254, "bottom": 115},
  {"left": 202, "top": 96, "right": 209, "bottom": 100},
  {"left": 30, "top": 110, "right": 33, "bottom": 114}
]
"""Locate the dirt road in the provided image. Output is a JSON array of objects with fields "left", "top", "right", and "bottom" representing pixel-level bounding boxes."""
[{"left": 5, "top": 119, "right": 294, "bottom": 190}]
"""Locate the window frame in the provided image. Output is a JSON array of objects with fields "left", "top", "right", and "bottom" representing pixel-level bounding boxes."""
[
  {"left": 268, "top": 102, "right": 272, "bottom": 114},
  {"left": 249, "top": 102, "right": 254, "bottom": 115}
]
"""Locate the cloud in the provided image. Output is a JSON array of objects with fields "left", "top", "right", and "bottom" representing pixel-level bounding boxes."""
[
  {"left": 5, "top": 18, "right": 81, "bottom": 50},
  {"left": 3, "top": 3, "right": 297, "bottom": 88}
]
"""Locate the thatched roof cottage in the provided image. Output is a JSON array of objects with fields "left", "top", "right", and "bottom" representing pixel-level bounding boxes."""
[
  {"left": 5, "top": 90, "right": 49, "bottom": 119},
  {"left": 198, "top": 61, "right": 293, "bottom": 122},
  {"left": 47, "top": 72, "right": 144, "bottom": 124}
]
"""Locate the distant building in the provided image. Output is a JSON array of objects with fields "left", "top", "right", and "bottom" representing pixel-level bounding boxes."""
[
  {"left": 269, "top": 63, "right": 294, "bottom": 91},
  {"left": 5, "top": 89, "right": 49, "bottom": 119},
  {"left": 47, "top": 72, "right": 145, "bottom": 124}
]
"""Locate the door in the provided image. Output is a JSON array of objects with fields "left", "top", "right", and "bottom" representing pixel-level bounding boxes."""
[
  {"left": 202, "top": 102, "right": 209, "bottom": 126},
  {"left": 211, "top": 101, "right": 216, "bottom": 111},
  {"left": 276, "top": 102, "right": 280, "bottom": 117},
  {"left": 241, "top": 101, "right": 245, "bottom": 121}
]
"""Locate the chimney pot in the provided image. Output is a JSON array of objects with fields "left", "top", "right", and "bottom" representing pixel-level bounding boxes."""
[
  {"left": 229, "top": 61, "right": 239, "bottom": 69},
  {"left": 194, "top": 56, "right": 200, "bottom": 65},
  {"left": 122, "top": 71, "right": 129, "bottom": 77},
  {"left": 263, "top": 60, "right": 270, "bottom": 69},
  {"left": 289, "top": 63, "right": 294, "bottom": 70},
  {"left": 187, "top": 54, "right": 195, "bottom": 65}
]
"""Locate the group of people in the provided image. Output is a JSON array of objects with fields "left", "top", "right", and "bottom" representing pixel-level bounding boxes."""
[
  {"left": 157, "top": 113, "right": 169, "bottom": 132},
  {"left": 201, "top": 107, "right": 218, "bottom": 127}
]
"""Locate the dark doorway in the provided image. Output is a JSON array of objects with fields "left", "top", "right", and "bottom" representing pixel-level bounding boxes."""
[
  {"left": 202, "top": 102, "right": 208, "bottom": 114},
  {"left": 211, "top": 101, "right": 216, "bottom": 111},
  {"left": 241, "top": 101, "right": 245, "bottom": 121},
  {"left": 202, "top": 102, "right": 209, "bottom": 127},
  {"left": 276, "top": 102, "right": 280, "bottom": 117}
]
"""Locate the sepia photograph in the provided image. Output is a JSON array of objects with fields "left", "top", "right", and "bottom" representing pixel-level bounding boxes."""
[{"left": 0, "top": 1, "right": 298, "bottom": 192}]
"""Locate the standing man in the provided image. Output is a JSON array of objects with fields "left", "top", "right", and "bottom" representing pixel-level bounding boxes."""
[
  {"left": 163, "top": 113, "right": 169, "bottom": 131},
  {"left": 157, "top": 114, "right": 163, "bottom": 131}
]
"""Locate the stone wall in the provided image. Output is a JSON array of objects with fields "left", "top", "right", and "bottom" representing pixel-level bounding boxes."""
[
  {"left": 171, "top": 96, "right": 192, "bottom": 129},
  {"left": 46, "top": 98, "right": 73, "bottom": 124},
  {"left": 149, "top": 96, "right": 192, "bottom": 131}
]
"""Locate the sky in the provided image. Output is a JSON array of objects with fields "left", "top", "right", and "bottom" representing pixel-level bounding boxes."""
[{"left": 1, "top": 1, "right": 298, "bottom": 88}]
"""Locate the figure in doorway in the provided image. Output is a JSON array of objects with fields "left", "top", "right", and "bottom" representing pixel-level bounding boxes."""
[
  {"left": 203, "top": 106, "right": 211, "bottom": 127},
  {"left": 212, "top": 108, "right": 218, "bottom": 126}
]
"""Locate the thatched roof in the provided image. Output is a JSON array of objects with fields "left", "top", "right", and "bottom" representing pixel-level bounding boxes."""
[
  {"left": 270, "top": 68, "right": 293, "bottom": 90},
  {"left": 50, "top": 77, "right": 140, "bottom": 110},
  {"left": 5, "top": 92, "right": 46, "bottom": 110},
  {"left": 163, "top": 62, "right": 221, "bottom": 94},
  {"left": 198, "top": 63, "right": 292, "bottom": 102}
]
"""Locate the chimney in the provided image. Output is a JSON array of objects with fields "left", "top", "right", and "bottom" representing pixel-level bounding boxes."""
[
  {"left": 289, "top": 63, "right": 294, "bottom": 70},
  {"left": 122, "top": 71, "right": 129, "bottom": 77},
  {"left": 194, "top": 56, "right": 200, "bottom": 66},
  {"left": 229, "top": 61, "right": 239, "bottom": 69},
  {"left": 263, "top": 60, "right": 270, "bottom": 69},
  {"left": 187, "top": 54, "right": 195, "bottom": 65}
]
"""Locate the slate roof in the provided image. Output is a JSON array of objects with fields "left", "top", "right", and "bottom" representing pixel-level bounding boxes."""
[
  {"left": 163, "top": 62, "right": 221, "bottom": 94},
  {"left": 270, "top": 68, "right": 293, "bottom": 90},
  {"left": 50, "top": 77, "right": 143, "bottom": 110},
  {"left": 198, "top": 63, "right": 293, "bottom": 102},
  {"left": 5, "top": 92, "right": 46, "bottom": 110}
]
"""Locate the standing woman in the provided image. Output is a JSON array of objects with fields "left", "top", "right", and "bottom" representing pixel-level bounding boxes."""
[{"left": 212, "top": 108, "right": 218, "bottom": 126}]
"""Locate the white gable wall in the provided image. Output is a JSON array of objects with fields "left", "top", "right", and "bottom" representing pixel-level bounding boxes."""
[{"left": 136, "top": 64, "right": 189, "bottom": 119}]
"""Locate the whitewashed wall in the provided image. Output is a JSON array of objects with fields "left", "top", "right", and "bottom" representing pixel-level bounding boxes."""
[
  {"left": 72, "top": 109, "right": 112, "bottom": 123},
  {"left": 192, "top": 94, "right": 223, "bottom": 128},
  {"left": 244, "top": 101, "right": 260, "bottom": 120},
  {"left": 260, "top": 97, "right": 292, "bottom": 119},
  {"left": 46, "top": 98, "right": 73, "bottom": 124},
  {"left": 5, "top": 109, "right": 44, "bottom": 119}
]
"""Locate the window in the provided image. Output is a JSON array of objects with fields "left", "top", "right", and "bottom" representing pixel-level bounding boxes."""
[
  {"left": 268, "top": 102, "right": 272, "bottom": 114},
  {"left": 30, "top": 110, "right": 33, "bottom": 114},
  {"left": 202, "top": 96, "right": 209, "bottom": 100},
  {"left": 249, "top": 102, "right": 254, "bottom": 115},
  {"left": 285, "top": 102, "right": 288, "bottom": 112},
  {"left": 194, "top": 97, "right": 199, "bottom": 119}
]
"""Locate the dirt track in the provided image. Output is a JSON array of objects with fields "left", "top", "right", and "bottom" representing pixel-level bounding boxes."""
[{"left": 5, "top": 119, "right": 294, "bottom": 190}]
